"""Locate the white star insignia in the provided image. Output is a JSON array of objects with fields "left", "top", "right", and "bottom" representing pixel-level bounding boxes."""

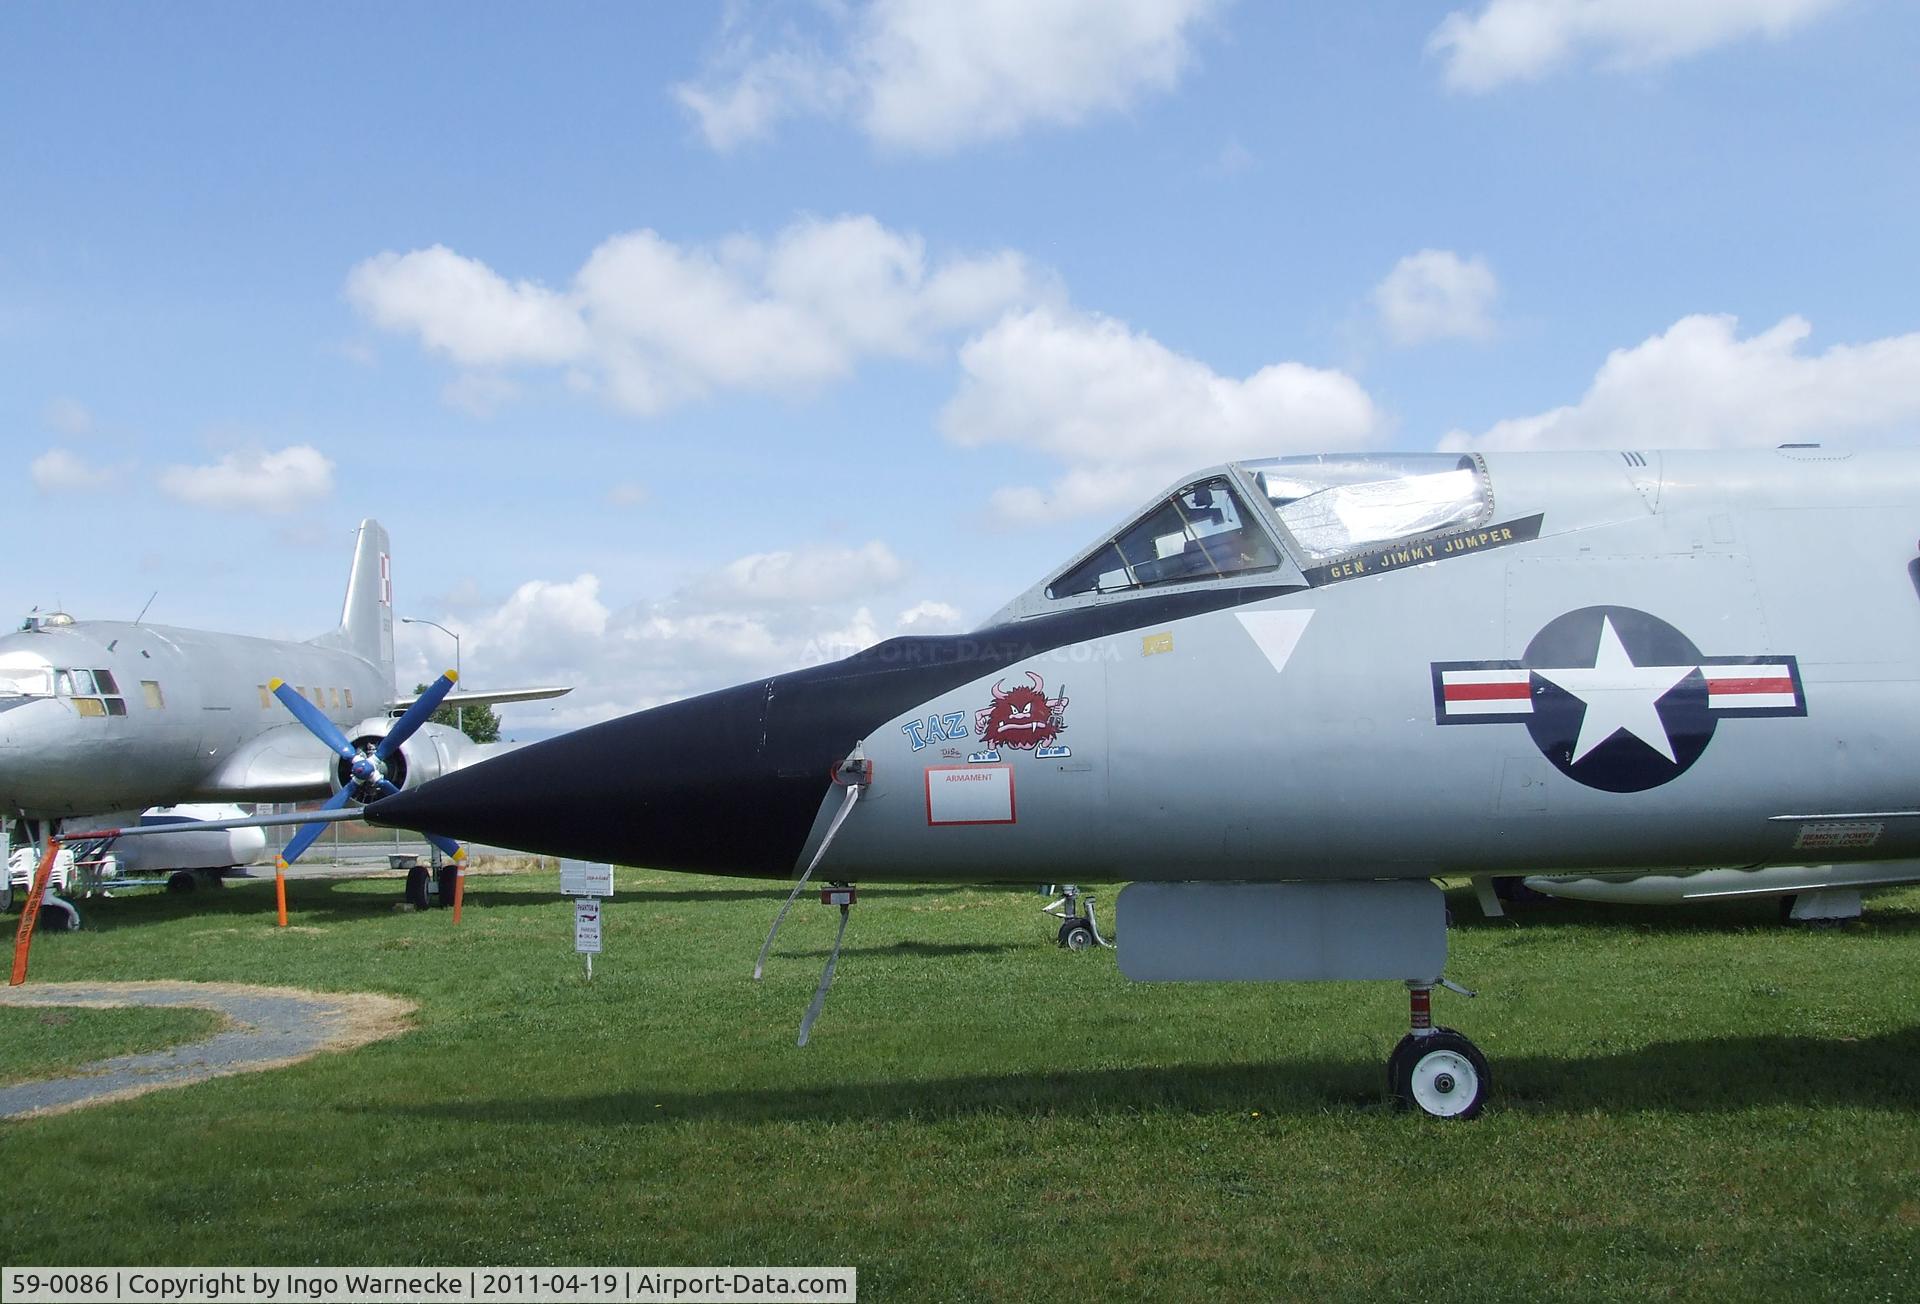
[{"left": 1532, "top": 616, "right": 1696, "bottom": 764}]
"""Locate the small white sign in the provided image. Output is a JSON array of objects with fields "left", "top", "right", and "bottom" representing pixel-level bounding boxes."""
[
  {"left": 561, "top": 861, "right": 615, "bottom": 897},
  {"left": 925, "top": 764, "right": 1015, "bottom": 825},
  {"left": 1793, "top": 820, "right": 1884, "bottom": 852},
  {"left": 574, "top": 897, "right": 603, "bottom": 953}
]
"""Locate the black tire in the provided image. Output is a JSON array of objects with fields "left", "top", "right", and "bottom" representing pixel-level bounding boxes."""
[
  {"left": 436, "top": 865, "right": 459, "bottom": 908},
  {"left": 1058, "top": 920, "right": 1095, "bottom": 950},
  {"left": 1391, "top": 1028, "right": 1489, "bottom": 1120},
  {"left": 404, "top": 864, "right": 431, "bottom": 910},
  {"left": 1385, "top": 1032, "right": 1421, "bottom": 1096},
  {"left": 37, "top": 899, "right": 80, "bottom": 931},
  {"left": 167, "top": 871, "right": 197, "bottom": 894}
]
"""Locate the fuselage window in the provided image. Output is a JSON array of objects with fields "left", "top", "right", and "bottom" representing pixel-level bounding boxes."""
[
  {"left": 143, "top": 680, "right": 165, "bottom": 709},
  {"left": 343, "top": 687, "right": 354, "bottom": 711},
  {"left": 258, "top": 685, "right": 272, "bottom": 709},
  {"left": 1049, "top": 477, "right": 1281, "bottom": 598},
  {"left": 329, "top": 687, "right": 341, "bottom": 710},
  {"left": 93, "top": 669, "right": 119, "bottom": 694}
]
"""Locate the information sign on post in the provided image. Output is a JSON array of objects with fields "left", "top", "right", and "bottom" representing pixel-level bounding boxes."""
[
  {"left": 561, "top": 862, "right": 614, "bottom": 897},
  {"left": 574, "top": 898, "right": 603, "bottom": 954}
]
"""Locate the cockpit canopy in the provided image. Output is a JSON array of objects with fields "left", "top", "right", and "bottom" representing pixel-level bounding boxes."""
[
  {"left": 1247, "top": 453, "right": 1490, "bottom": 563},
  {"left": 1047, "top": 476, "right": 1282, "bottom": 598},
  {"left": 1037, "top": 452, "right": 1493, "bottom": 606}
]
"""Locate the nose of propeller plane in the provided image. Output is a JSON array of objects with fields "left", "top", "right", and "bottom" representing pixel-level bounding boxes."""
[{"left": 365, "top": 677, "right": 844, "bottom": 877}]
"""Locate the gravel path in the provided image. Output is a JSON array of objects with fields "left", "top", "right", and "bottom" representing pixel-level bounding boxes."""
[{"left": 0, "top": 980, "right": 415, "bottom": 1120}]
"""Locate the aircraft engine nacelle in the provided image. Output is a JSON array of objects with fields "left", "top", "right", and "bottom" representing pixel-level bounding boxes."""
[{"left": 336, "top": 719, "right": 475, "bottom": 795}]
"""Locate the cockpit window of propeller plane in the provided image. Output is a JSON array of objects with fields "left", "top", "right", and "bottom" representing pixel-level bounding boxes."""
[{"left": 1048, "top": 476, "right": 1283, "bottom": 598}]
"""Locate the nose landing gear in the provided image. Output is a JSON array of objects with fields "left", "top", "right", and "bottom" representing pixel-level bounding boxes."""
[
  {"left": 1043, "top": 884, "right": 1110, "bottom": 949},
  {"left": 1386, "top": 980, "right": 1489, "bottom": 1119}
]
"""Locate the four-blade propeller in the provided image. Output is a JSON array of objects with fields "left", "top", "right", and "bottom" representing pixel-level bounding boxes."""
[{"left": 268, "top": 670, "right": 467, "bottom": 871}]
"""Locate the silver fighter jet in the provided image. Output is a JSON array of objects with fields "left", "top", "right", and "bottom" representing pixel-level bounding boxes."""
[{"left": 77, "top": 449, "right": 1920, "bottom": 1117}]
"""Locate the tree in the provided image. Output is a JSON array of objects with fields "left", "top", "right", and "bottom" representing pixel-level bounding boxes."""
[{"left": 413, "top": 682, "right": 500, "bottom": 744}]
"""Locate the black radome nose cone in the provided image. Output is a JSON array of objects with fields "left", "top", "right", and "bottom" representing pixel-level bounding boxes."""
[{"left": 366, "top": 678, "right": 837, "bottom": 877}]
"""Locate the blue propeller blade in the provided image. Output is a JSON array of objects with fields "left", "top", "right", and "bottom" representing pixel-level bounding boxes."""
[
  {"left": 366, "top": 775, "right": 465, "bottom": 863},
  {"left": 269, "top": 668, "right": 469, "bottom": 873},
  {"left": 377, "top": 670, "right": 458, "bottom": 762},
  {"left": 269, "top": 678, "right": 357, "bottom": 761},
  {"left": 277, "top": 784, "right": 357, "bottom": 868}
]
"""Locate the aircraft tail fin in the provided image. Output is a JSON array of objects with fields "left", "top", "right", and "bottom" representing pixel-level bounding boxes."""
[{"left": 311, "top": 519, "right": 394, "bottom": 690}]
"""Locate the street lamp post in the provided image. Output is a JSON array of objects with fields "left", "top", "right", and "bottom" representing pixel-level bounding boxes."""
[{"left": 400, "top": 617, "right": 462, "bottom": 735}]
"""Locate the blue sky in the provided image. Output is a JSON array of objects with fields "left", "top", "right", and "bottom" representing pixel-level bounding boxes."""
[{"left": 5, "top": 1, "right": 1917, "bottom": 734}]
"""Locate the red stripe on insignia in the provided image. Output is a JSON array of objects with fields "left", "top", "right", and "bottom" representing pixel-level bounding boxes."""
[
  {"left": 1444, "top": 682, "right": 1532, "bottom": 702},
  {"left": 1709, "top": 677, "right": 1795, "bottom": 696}
]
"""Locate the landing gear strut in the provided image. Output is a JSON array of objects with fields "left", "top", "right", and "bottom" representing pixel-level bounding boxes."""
[
  {"left": 1386, "top": 980, "right": 1489, "bottom": 1119},
  {"left": 1043, "top": 884, "right": 1109, "bottom": 949}
]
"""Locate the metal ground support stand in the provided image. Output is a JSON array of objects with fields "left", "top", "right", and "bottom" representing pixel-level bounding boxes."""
[
  {"left": 754, "top": 747, "right": 870, "bottom": 981},
  {"left": 1385, "top": 978, "right": 1487, "bottom": 1119},
  {"left": 798, "top": 884, "right": 856, "bottom": 1047},
  {"left": 1042, "top": 884, "right": 1111, "bottom": 949}
]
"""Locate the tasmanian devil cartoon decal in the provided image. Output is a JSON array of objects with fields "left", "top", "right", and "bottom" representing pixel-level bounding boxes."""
[{"left": 974, "top": 672, "right": 1069, "bottom": 751}]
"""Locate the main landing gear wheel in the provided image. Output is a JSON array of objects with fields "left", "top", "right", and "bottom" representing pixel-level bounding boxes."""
[
  {"left": 404, "top": 864, "right": 431, "bottom": 910},
  {"left": 1388, "top": 1028, "right": 1489, "bottom": 1120},
  {"left": 167, "top": 871, "right": 197, "bottom": 894},
  {"left": 1058, "top": 919, "right": 1095, "bottom": 950},
  {"left": 37, "top": 896, "right": 80, "bottom": 932},
  {"left": 436, "top": 865, "right": 459, "bottom": 909}
]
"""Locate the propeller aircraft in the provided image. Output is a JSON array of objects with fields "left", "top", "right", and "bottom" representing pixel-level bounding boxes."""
[
  {"left": 28, "top": 447, "right": 1920, "bottom": 1119},
  {"left": 0, "top": 520, "right": 567, "bottom": 922}
]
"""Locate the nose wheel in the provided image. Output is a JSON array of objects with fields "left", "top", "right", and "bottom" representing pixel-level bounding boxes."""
[
  {"left": 1042, "top": 884, "right": 1110, "bottom": 949},
  {"left": 1386, "top": 981, "right": 1489, "bottom": 1119}
]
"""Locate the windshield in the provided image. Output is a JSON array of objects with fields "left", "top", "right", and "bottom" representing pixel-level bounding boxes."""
[
  {"left": 1049, "top": 477, "right": 1281, "bottom": 598},
  {"left": 1248, "top": 453, "right": 1491, "bottom": 563}
]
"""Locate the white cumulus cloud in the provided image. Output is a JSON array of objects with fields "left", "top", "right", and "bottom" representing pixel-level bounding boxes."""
[
  {"left": 1439, "top": 313, "right": 1920, "bottom": 451},
  {"left": 347, "top": 216, "right": 1040, "bottom": 417},
  {"left": 30, "top": 447, "right": 117, "bottom": 493},
  {"left": 703, "top": 541, "right": 908, "bottom": 606},
  {"left": 42, "top": 398, "right": 95, "bottom": 437},
  {"left": 344, "top": 245, "right": 589, "bottom": 368},
  {"left": 407, "top": 537, "right": 965, "bottom": 732},
  {"left": 1430, "top": 0, "right": 1849, "bottom": 93},
  {"left": 944, "top": 307, "right": 1380, "bottom": 520},
  {"left": 676, "top": 0, "right": 1221, "bottom": 153},
  {"left": 157, "top": 445, "right": 335, "bottom": 513},
  {"left": 1374, "top": 250, "right": 1499, "bottom": 345}
]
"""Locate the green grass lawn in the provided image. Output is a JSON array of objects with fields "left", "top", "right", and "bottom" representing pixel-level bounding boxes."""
[
  {"left": 0, "top": 1005, "right": 226, "bottom": 1086},
  {"left": 2, "top": 870, "right": 1916, "bottom": 1302}
]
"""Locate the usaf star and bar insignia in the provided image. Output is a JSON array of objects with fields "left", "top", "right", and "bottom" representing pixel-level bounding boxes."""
[{"left": 1431, "top": 605, "right": 1806, "bottom": 792}]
